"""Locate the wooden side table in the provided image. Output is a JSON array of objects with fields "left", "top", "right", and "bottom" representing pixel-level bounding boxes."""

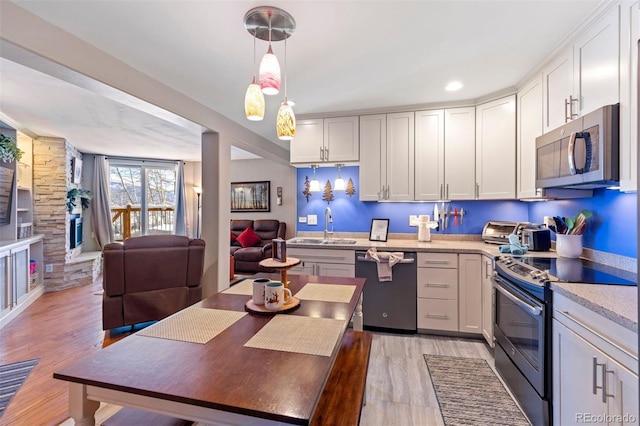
[{"left": 259, "top": 257, "right": 301, "bottom": 288}]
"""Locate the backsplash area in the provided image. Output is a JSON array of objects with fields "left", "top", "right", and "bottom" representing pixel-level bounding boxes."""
[{"left": 295, "top": 166, "right": 637, "bottom": 259}]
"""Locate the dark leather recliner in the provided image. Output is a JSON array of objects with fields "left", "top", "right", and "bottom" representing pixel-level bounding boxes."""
[
  {"left": 230, "top": 219, "right": 286, "bottom": 273},
  {"left": 102, "top": 235, "right": 205, "bottom": 330}
]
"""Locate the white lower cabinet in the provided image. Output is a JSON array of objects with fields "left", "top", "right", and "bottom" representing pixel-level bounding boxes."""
[
  {"left": 481, "top": 255, "right": 494, "bottom": 347},
  {"left": 417, "top": 252, "right": 459, "bottom": 332},
  {"left": 286, "top": 248, "right": 355, "bottom": 278},
  {"left": 458, "top": 254, "right": 482, "bottom": 334},
  {"left": 0, "top": 241, "right": 37, "bottom": 329},
  {"left": 417, "top": 252, "right": 483, "bottom": 336},
  {"left": 553, "top": 293, "right": 638, "bottom": 426}
]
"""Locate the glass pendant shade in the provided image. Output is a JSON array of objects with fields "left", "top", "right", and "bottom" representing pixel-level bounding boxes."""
[
  {"left": 334, "top": 177, "right": 345, "bottom": 191},
  {"left": 310, "top": 178, "right": 320, "bottom": 192},
  {"left": 244, "top": 78, "right": 265, "bottom": 121},
  {"left": 259, "top": 46, "right": 281, "bottom": 95},
  {"left": 276, "top": 100, "right": 296, "bottom": 140}
]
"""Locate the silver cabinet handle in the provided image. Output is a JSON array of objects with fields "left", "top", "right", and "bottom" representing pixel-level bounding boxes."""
[
  {"left": 426, "top": 313, "right": 450, "bottom": 320},
  {"left": 424, "top": 282, "right": 449, "bottom": 288},
  {"left": 476, "top": 183, "right": 479, "bottom": 199},
  {"left": 423, "top": 259, "right": 449, "bottom": 265},
  {"left": 565, "top": 95, "right": 579, "bottom": 122},
  {"left": 440, "top": 184, "right": 443, "bottom": 199},
  {"left": 325, "top": 147, "right": 329, "bottom": 161},
  {"left": 484, "top": 260, "right": 493, "bottom": 279},
  {"left": 446, "top": 184, "right": 449, "bottom": 199}
]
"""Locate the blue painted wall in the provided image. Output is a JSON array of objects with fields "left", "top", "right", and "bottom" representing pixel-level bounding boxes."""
[
  {"left": 528, "top": 189, "right": 637, "bottom": 259},
  {"left": 295, "top": 166, "right": 637, "bottom": 259}
]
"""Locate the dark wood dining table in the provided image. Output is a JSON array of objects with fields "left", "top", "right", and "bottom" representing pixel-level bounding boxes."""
[{"left": 54, "top": 274, "right": 366, "bottom": 425}]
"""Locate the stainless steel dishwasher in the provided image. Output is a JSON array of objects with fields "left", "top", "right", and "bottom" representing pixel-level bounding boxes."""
[{"left": 355, "top": 251, "right": 417, "bottom": 332}]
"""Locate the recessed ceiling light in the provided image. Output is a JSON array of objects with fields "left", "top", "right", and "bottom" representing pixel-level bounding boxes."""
[{"left": 445, "top": 81, "right": 463, "bottom": 91}]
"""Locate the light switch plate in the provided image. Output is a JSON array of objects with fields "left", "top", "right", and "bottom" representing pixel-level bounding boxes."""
[
  {"left": 298, "top": 216, "right": 307, "bottom": 223},
  {"left": 307, "top": 214, "right": 318, "bottom": 225},
  {"left": 409, "top": 215, "right": 419, "bottom": 226}
]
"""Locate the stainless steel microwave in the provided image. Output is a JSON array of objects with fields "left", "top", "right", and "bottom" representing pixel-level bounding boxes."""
[{"left": 535, "top": 104, "right": 619, "bottom": 189}]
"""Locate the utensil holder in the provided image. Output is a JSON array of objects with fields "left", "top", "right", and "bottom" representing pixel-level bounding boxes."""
[{"left": 556, "top": 234, "right": 583, "bottom": 258}]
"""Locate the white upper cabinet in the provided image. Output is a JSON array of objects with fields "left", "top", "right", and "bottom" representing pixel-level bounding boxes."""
[
  {"left": 359, "top": 114, "right": 387, "bottom": 201},
  {"left": 475, "top": 95, "right": 516, "bottom": 199},
  {"left": 518, "top": 75, "right": 544, "bottom": 199},
  {"left": 290, "top": 116, "right": 359, "bottom": 164},
  {"left": 573, "top": 6, "right": 620, "bottom": 117},
  {"left": 444, "top": 107, "right": 476, "bottom": 200},
  {"left": 415, "top": 109, "right": 445, "bottom": 201},
  {"left": 543, "top": 5, "right": 621, "bottom": 133},
  {"left": 386, "top": 112, "right": 415, "bottom": 201},
  {"left": 290, "top": 119, "right": 323, "bottom": 163},
  {"left": 543, "top": 48, "right": 575, "bottom": 132},
  {"left": 359, "top": 113, "right": 414, "bottom": 201}
]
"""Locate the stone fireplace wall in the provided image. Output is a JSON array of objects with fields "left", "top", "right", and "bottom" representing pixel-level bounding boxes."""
[{"left": 33, "top": 137, "right": 101, "bottom": 292}]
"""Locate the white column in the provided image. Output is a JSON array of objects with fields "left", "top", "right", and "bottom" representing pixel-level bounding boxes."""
[{"left": 201, "top": 132, "right": 231, "bottom": 298}]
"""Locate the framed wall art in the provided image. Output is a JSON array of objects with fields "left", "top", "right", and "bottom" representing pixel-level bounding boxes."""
[
  {"left": 230, "top": 181, "right": 270, "bottom": 212},
  {"left": 72, "top": 157, "right": 83, "bottom": 184}
]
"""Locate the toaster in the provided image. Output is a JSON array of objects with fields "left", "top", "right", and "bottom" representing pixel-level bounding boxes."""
[{"left": 521, "top": 229, "right": 551, "bottom": 251}]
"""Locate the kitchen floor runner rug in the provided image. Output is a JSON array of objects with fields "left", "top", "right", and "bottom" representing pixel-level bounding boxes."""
[
  {"left": 424, "top": 355, "right": 530, "bottom": 426},
  {"left": 0, "top": 358, "right": 39, "bottom": 417}
]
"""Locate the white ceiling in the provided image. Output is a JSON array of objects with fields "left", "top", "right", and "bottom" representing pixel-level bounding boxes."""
[{"left": 0, "top": 0, "right": 602, "bottom": 162}]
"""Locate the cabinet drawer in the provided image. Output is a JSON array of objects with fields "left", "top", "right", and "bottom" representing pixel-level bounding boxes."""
[
  {"left": 417, "top": 252, "right": 458, "bottom": 268},
  {"left": 417, "top": 268, "right": 458, "bottom": 299},
  {"left": 417, "top": 299, "right": 458, "bottom": 332},
  {"left": 287, "top": 248, "right": 355, "bottom": 265}
]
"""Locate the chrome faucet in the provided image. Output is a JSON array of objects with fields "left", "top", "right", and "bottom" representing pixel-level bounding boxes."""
[{"left": 324, "top": 206, "right": 333, "bottom": 240}]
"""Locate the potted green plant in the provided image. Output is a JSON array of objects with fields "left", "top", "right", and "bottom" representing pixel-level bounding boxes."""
[
  {"left": 0, "top": 134, "right": 24, "bottom": 163},
  {"left": 66, "top": 188, "right": 92, "bottom": 212}
]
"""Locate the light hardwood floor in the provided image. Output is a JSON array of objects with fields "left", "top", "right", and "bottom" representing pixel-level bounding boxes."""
[{"left": 1, "top": 277, "right": 496, "bottom": 425}]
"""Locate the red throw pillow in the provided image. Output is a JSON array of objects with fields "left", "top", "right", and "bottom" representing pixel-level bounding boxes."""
[
  {"left": 230, "top": 232, "right": 237, "bottom": 243},
  {"left": 236, "top": 227, "right": 262, "bottom": 248}
]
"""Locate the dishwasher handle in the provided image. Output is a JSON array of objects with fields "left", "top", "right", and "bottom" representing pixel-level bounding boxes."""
[{"left": 356, "top": 256, "right": 415, "bottom": 264}]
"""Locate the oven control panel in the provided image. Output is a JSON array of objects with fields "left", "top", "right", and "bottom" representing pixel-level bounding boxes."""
[{"left": 495, "top": 256, "right": 553, "bottom": 286}]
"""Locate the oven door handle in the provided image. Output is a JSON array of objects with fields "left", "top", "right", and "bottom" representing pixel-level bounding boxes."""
[{"left": 493, "top": 277, "right": 542, "bottom": 316}]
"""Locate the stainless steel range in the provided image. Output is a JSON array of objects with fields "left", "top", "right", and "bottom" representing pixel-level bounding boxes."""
[{"left": 492, "top": 256, "right": 636, "bottom": 426}]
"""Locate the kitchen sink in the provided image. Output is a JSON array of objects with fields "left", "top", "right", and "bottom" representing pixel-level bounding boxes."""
[{"left": 288, "top": 238, "right": 357, "bottom": 245}]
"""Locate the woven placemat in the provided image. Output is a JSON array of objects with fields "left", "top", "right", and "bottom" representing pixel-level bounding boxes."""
[
  {"left": 244, "top": 315, "right": 346, "bottom": 357},
  {"left": 138, "top": 308, "right": 247, "bottom": 344},
  {"left": 221, "top": 278, "right": 254, "bottom": 295},
  {"left": 294, "top": 283, "right": 356, "bottom": 303}
]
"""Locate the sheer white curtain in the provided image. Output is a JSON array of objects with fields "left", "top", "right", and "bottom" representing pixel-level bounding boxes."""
[
  {"left": 91, "top": 155, "right": 115, "bottom": 248},
  {"left": 173, "top": 161, "right": 187, "bottom": 235}
]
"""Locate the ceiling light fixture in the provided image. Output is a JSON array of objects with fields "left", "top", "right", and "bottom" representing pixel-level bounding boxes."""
[
  {"left": 244, "top": 35, "right": 265, "bottom": 121},
  {"left": 276, "top": 35, "right": 295, "bottom": 140},
  {"left": 244, "top": 6, "right": 296, "bottom": 138},
  {"left": 445, "top": 81, "right": 464, "bottom": 91},
  {"left": 334, "top": 164, "right": 345, "bottom": 191}
]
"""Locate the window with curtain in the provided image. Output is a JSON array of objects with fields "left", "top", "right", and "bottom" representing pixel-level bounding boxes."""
[{"left": 108, "top": 159, "right": 178, "bottom": 241}]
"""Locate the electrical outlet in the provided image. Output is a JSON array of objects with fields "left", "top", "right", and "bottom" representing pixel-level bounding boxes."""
[
  {"left": 45, "top": 264, "right": 53, "bottom": 273},
  {"left": 307, "top": 214, "right": 318, "bottom": 225},
  {"left": 298, "top": 216, "right": 307, "bottom": 223},
  {"left": 409, "top": 215, "right": 419, "bottom": 226}
]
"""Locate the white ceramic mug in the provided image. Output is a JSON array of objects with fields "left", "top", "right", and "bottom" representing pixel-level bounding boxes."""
[
  {"left": 252, "top": 278, "right": 270, "bottom": 306},
  {"left": 264, "top": 282, "right": 292, "bottom": 311}
]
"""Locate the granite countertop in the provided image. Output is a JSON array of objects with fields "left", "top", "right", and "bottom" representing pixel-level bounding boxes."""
[{"left": 288, "top": 234, "right": 638, "bottom": 333}]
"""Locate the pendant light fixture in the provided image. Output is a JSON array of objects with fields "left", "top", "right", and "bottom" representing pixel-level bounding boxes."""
[
  {"left": 244, "top": 35, "right": 265, "bottom": 121},
  {"left": 258, "top": 11, "right": 280, "bottom": 95},
  {"left": 309, "top": 165, "right": 321, "bottom": 192},
  {"left": 244, "top": 7, "right": 296, "bottom": 132},
  {"left": 276, "top": 35, "right": 295, "bottom": 140},
  {"left": 334, "top": 164, "right": 345, "bottom": 191}
]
